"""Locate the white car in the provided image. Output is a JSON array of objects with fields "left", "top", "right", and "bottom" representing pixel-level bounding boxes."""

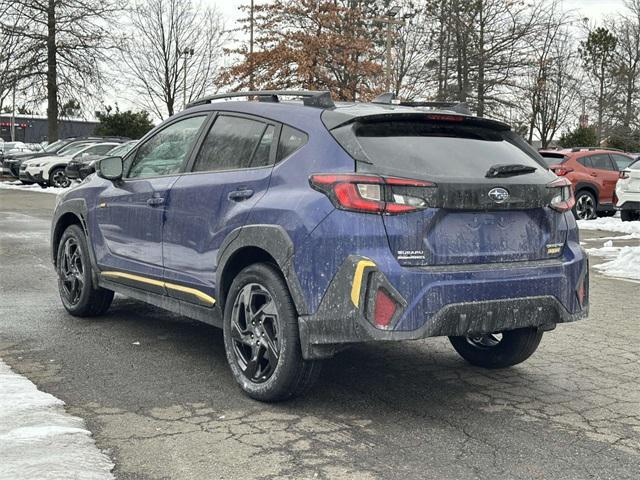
[
  {"left": 21, "top": 142, "right": 120, "bottom": 188},
  {"left": 616, "top": 158, "right": 640, "bottom": 221}
]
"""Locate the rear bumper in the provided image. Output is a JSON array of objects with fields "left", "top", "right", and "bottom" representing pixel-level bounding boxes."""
[
  {"left": 299, "top": 244, "right": 589, "bottom": 359},
  {"left": 616, "top": 200, "right": 640, "bottom": 211}
]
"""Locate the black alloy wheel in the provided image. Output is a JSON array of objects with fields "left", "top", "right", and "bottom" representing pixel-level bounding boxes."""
[
  {"left": 229, "top": 283, "right": 281, "bottom": 383},
  {"left": 50, "top": 167, "right": 71, "bottom": 188},
  {"left": 574, "top": 191, "right": 597, "bottom": 220},
  {"left": 59, "top": 236, "right": 85, "bottom": 306}
]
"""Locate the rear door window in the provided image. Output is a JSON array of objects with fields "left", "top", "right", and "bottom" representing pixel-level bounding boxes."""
[
  {"left": 192, "top": 115, "right": 274, "bottom": 172},
  {"left": 332, "top": 119, "right": 544, "bottom": 180},
  {"left": 588, "top": 154, "right": 616, "bottom": 171}
]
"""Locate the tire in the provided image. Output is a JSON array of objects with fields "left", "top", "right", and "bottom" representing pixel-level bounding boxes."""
[
  {"left": 49, "top": 167, "right": 71, "bottom": 188},
  {"left": 573, "top": 190, "right": 597, "bottom": 220},
  {"left": 56, "top": 224, "right": 114, "bottom": 316},
  {"left": 223, "top": 263, "right": 321, "bottom": 402},
  {"left": 621, "top": 210, "right": 640, "bottom": 222},
  {"left": 449, "top": 327, "right": 543, "bottom": 369}
]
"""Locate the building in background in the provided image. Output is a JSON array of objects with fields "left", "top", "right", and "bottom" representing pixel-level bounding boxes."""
[{"left": 0, "top": 115, "right": 98, "bottom": 143}]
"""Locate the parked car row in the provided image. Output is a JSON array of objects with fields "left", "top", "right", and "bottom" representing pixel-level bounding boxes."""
[
  {"left": 539, "top": 147, "right": 640, "bottom": 221},
  {"left": 2, "top": 136, "right": 130, "bottom": 187}
]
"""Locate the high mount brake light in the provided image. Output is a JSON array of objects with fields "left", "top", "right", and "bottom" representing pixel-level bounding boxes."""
[
  {"left": 547, "top": 177, "right": 575, "bottom": 212},
  {"left": 309, "top": 174, "right": 436, "bottom": 214}
]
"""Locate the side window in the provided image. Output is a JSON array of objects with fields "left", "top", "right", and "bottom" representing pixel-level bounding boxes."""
[
  {"left": 87, "top": 144, "right": 116, "bottom": 156},
  {"left": 277, "top": 125, "right": 308, "bottom": 162},
  {"left": 127, "top": 116, "right": 206, "bottom": 179},
  {"left": 251, "top": 125, "right": 275, "bottom": 168},
  {"left": 193, "top": 115, "right": 270, "bottom": 172},
  {"left": 578, "top": 156, "right": 592, "bottom": 168},
  {"left": 611, "top": 154, "right": 634, "bottom": 171},
  {"left": 589, "top": 154, "right": 615, "bottom": 171}
]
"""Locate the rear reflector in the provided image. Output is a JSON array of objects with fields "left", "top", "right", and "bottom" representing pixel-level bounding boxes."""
[{"left": 374, "top": 289, "right": 397, "bottom": 329}]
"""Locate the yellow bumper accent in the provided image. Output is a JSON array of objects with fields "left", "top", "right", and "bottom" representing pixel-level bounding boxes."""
[
  {"left": 101, "top": 271, "right": 216, "bottom": 307},
  {"left": 350, "top": 260, "right": 376, "bottom": 307}
]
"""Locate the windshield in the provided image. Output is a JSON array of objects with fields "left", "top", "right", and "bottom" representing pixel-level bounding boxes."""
[
  {"left": 45, "top": 139, "right": 66, "bottom": 152},
  {"left": 60, "top": 143, "right": 91, "bottom": 156},
  {"left": 108, "top": 141, "right": 137, "bottom": 157}
]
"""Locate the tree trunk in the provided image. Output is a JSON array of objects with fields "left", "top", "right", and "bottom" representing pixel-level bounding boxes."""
[
  {"left": 46, "top": 0, "right": 58, "bottom": 142},
  {"left": 476, "top": 3, "right": 485, "bottom": 117}
]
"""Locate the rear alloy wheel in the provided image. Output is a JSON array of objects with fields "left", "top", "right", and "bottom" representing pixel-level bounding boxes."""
[
  {"left": 223, "top": 263, "right": 321, "bottom": 401},
  {"left": 56, "top": 225, "right": 114, "bottom": 316},
  {"left": 621, "top": 210, "right": 640, "bottom": 221},
  {"left": 449, "top": 327, "right": 543, "bottom": 369},
  {"left": 573, "top": 191, "right": 597, "bottom": 220},
  {"left": 49, "top": 167, "right": 71, "bottom": 188}
]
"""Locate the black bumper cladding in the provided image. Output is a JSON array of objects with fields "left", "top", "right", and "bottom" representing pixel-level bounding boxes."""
[{"left": 298, "top": 255, "right": 586, "bottom": 360}]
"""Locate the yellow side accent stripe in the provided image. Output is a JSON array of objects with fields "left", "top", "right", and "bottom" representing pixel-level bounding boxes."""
[
  {"left": 101, "top": 271, "right": 216, "bottom": 306},
  {"left": 351, "top": 260, "right": 376, "bottom": 307}
]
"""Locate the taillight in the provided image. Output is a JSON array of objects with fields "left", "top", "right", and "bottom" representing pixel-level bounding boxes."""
[
  {"left": 619, "top": 170, "right": 630, "bottom": 179},
  {"left": 547, "top": 177, "right": 575, "bottom": 212},
  {"left": 553, "top": 167, "right": 574, "bottom": 176},
  {"left": 310, "top": 174, "right": 436, "bottom": 214}
]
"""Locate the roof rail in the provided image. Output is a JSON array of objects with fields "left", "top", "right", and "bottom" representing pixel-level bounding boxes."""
[
  {"left": 569, "top": 146, "right": 624, "bottom": 152},
  {"left": 186, "top": 90, "right": 335, "bottom": 109},
  {"left": 371, "top": 92, "right": 472, "bottom": 115}
]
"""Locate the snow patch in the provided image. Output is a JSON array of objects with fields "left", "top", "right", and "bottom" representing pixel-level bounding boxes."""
[
  {"left": 592, "top": 245, "right": 640, "bottom": 282},
  {"left": 577, "top": 217, "right": 640, "bottom": 235},
  {"left": 0, "top": 180, "right": 68, "bottom": 195},
  {"left": 0, "top": 359, "right": 114, "bottom": 479}
]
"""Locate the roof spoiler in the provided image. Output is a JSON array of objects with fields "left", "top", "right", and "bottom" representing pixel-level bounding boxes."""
[{"left": 371, "top": 92, "right": 472, "bottom": 115}]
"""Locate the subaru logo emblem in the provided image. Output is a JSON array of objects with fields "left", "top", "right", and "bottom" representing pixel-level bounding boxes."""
[{"left": 488, "top": 187, "right": 509, "bottom": 203}]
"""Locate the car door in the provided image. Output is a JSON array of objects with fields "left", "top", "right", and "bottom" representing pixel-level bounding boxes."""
[
  {"left": 162, "top": 113, "right": 279, "bottom": 305},
  {"left": 92, "top": 114, "right": 208, "bottom": 282},
  {"left": 585, "top": 154, "right": 618, "bottom": 204}
]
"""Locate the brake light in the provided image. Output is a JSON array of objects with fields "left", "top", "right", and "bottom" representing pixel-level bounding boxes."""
[
  {"left": 310, "top": 174, "right": 436, "bottom": 214},
  {"left": 553, "top": 167, "right": 574, "bottom": 176},
  {"left": 547, "top": 177, "right": 575, "bottom": 212},
  {"left": 373, "top": 289, "right": 397, "bottom": 329},
  {"left": 620, "top": 170, "right": 630, "bottom": 179}
]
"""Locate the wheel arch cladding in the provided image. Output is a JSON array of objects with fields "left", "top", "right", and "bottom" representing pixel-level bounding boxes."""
[
  {"left": 574, "top": 182, "right": 599, "bottom": 203},
  {"left": 52, "top": 212, "right": 86, "bottom": 266},
  {"left": 217, "top": 225, "right": 308, "bottom": 315}
]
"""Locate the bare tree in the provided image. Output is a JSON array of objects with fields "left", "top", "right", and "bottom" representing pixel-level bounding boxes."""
[
  {"left": 2, "top": 0, "right": 122, "bottom": 141},
  {"left": 120, "top": 0, "right": 227, "bottom": 119}
]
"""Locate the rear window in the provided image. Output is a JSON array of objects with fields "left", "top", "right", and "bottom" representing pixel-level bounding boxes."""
[
  {"left": 332, "top": 120, "right": 546, "bottom": 179},
  {"left": 539, "top": 152, "right": 568, "bottom": 166}
]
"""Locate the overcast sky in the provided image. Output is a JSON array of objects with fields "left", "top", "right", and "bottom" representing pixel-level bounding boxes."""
[{"left": 208, "top": 0, "right": 629, "bottom": 26}]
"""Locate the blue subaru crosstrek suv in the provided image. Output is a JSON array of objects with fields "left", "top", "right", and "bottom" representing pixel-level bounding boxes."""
[{"left": 51, "top": 91, "right": 589, "bottom": 401}]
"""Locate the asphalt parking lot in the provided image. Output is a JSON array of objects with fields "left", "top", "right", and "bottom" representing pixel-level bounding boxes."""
[{"left": 1, "top": 187, "right": 639, "bottom": 480}]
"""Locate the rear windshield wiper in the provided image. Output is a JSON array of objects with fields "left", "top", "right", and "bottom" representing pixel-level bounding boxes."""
[{"left": 485, "top": 164, "right": 537, "bottom": 178}]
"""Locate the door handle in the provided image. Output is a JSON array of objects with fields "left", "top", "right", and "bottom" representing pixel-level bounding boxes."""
[
  {"left": 146, "top": 196, "right": 165, "bottom": 206},
  {"left": 228, "top": 189, "right": 254, "bottom": 201},
  {"left": 590, "top": 172, "right": 598, "bottom": 177}
]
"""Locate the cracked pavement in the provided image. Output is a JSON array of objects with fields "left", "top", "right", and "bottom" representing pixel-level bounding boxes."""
[{"left": 1, "top": 188, "right": 639, "bottom": 479}]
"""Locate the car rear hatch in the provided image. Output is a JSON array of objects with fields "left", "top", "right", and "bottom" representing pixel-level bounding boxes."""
[
  {"left": 620, "top": 165, "right": 640, "bottom": 193},
  {"left": 325, "top": 112, "right": 570, "bottom": 266}
]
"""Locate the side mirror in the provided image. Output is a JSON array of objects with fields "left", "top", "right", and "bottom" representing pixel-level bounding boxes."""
[{"left": 97, "top": 156, "right": 123, "bottom": 181}]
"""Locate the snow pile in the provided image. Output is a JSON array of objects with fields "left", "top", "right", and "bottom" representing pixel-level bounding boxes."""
[
  {"left": 577, "top": 217, "right": 640, "bottom": 235},
  {"left": 0, "top": 360, "right": 114, "bottom": 480},
  {"left": 592, "top": 245, "right": 640, "bottom": 281},
  {"left": 0, "top": 180, "right": 68, "bottom": 195}
]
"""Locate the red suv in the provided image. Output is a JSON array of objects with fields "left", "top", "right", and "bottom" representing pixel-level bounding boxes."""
[{"left": 539, "top": 148, "right": 636, "bottom": 220}]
